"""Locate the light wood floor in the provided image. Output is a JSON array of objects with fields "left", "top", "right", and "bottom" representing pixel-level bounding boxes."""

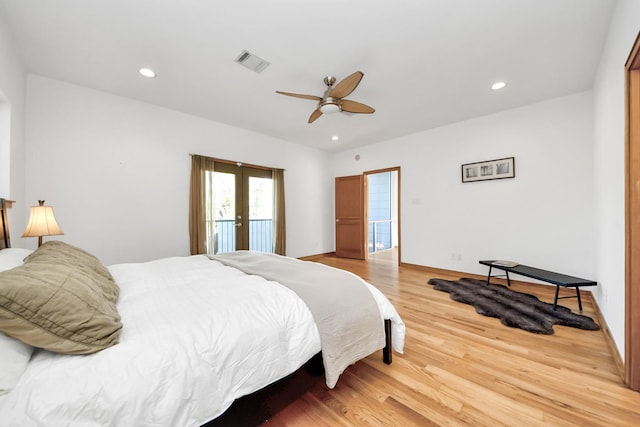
[{"left": 263, "top": 251, "right": 640, "bottom": 426}]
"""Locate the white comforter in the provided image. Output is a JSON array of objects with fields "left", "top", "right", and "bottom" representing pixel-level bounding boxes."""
[{"left": 0, "top": 255, "right": 405, "bottom": 426}]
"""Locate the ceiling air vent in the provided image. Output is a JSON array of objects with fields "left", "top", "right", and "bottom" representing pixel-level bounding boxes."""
[{"left": 235, "top": 50, "right": 270, "bottom": 73}]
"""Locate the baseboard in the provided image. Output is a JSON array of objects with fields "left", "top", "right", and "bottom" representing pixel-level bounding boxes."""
[
  {"left": 400, "top": 262, "right": 521, "bottom": 287},
  {"left": 400, "top": 262, "right": 487, "bottom": 280},
  {"left": 298, "top": 251, "right": 336, "bottom": 261},
  {"left": 590, "top": 296, "right": 625, "bottom": 379}
]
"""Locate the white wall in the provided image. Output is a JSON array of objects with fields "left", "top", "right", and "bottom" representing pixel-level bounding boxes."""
[
  {"left": 333, "top": 92, "right": 595, "bottom": 280},
  {"left": 0, "top": 7, "right": 27, "bottom": 238},
  {"left": 592, "top": 0, "right": 640, "bottom": 359},
  {"left": 0, "top": 98, "right": 9, "bottom": 194},
  {"left": 25, "top": 75, "right": 334, "bottom": 265}
]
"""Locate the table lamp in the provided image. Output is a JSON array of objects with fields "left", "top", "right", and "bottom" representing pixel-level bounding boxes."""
[{"left": 22, "top": 200, "right": 64, "bottom": 247}]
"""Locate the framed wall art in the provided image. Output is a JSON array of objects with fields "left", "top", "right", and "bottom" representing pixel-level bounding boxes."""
[{"left": 461, "top": 157, "right": 515, "bottom": 183}]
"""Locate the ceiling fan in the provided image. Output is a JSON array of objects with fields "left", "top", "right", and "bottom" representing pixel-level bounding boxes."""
[{"left": 276, "top": 71, "right": 375, "bottom": 123}]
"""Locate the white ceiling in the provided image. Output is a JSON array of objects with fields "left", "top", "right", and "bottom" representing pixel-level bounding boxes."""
[{"left": 1, "top": 0, "right": 616, "bottom": 152}]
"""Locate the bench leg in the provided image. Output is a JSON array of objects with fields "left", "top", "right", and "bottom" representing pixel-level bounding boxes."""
[
  {"left": 575, "top": 287, "right": 583, "bottom": 311},
  {"left": 485, "top": 266, "right": 511, "bottom": 287},
  {"left": 553, "top": 286, "right": 584, "bottom": 311}
]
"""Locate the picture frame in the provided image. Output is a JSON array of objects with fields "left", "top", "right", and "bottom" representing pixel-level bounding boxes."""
[{"left": 461, "top": 157, "right": 515, "bottom": 183}]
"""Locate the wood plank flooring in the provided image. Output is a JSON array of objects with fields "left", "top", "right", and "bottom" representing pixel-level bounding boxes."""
[{"left": 259, "top": 251, "right": 640, "bottom": 427}]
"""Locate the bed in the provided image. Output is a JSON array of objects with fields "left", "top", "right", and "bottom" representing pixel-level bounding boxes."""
[{"left": 0, "top": 199, "right": 405, "bottom": 426}]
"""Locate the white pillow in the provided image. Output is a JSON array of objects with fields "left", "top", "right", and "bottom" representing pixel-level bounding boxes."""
[
  {"left": 0, "top": 331, "right": 33, "bottom": 394},
  {"left": 0, "top": 248, "right": 33, "bottom": 272}
]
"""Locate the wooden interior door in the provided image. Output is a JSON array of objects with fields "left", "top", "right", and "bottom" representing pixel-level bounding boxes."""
[
  {"left": 625, "top": 32, "right": 640, "bottom": 391},
  {"left": 335, "top": 175, "right": 366, "bottom": 259}
]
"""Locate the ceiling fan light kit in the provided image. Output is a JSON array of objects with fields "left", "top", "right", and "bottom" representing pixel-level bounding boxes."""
[
  {"left": 319, "top": 99, "right": 341, "bottom": 114},
  {"left": 276, "top": 71, "right": 375, "bottom": 123}
]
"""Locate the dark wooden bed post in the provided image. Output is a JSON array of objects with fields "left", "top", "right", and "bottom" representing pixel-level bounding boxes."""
[
  {"left": 0, "top": 198, "right": 11, "bottom": 249},
  {"left": 383, "top": 319, "right": 392, "bottom": 364}
]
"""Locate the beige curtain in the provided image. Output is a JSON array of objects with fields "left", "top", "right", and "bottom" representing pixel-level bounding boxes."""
[
  {"left": 189, "top": 155, "right": 215, "bottom": 255},
  {"left": 272, "top": 168, "right": 286, "bottom": 255}
]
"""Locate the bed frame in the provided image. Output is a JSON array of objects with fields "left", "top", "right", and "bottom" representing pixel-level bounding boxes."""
[{"left": 1, "top": 198, "right": 11, "bottom": 250}]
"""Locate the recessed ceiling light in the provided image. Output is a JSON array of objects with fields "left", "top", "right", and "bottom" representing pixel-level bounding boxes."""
[
  {"left": 491, "top": 81, "right": 507, "bottom": 90},
  {"left": 139, "top": 68, "right": 156, "bottom": 78},
  {"left": 331, "top": 135, "right": 339, "bottom": 141}
]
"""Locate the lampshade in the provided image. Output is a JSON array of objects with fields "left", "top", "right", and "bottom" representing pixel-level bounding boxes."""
[{"left": 22, "top": 200, "right": 64, "bottom": 246}]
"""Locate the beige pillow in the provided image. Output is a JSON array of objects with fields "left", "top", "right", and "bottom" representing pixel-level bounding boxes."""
[
  {"left": 23, "top": 241, "right": 119, "bottom": 304},
  {"left": 0, "top": 241, "right": 122, "bottom": 354}
]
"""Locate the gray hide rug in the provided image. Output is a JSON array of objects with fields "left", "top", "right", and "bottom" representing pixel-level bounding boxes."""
[{"left": 427, "top": 277, "right": 600, "bottom": 334}]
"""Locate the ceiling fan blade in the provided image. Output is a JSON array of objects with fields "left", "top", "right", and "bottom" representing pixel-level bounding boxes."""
[
  {"left": 330, "top": 71, "right": 364, "bottom": 99},
  {"left": 340, "top": 99, "right": 375, "bottom": 114},
  {"left": 276, "top": 91, "right": 322, "bottom": 101},
  {"left": 308, "top": 108, "right": 323, "bottom": 123}
]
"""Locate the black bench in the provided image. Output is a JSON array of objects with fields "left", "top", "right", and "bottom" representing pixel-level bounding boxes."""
[{"left": 479, "top": 260, "right": 597, "bottom": 311}]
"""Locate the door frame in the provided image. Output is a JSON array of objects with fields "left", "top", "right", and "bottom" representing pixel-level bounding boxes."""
[
  {"left": 624, "top": 31, "right": 640, "bottom": 391},
  {"left": 364, "top": 167, "right": 401, "bottom": 265}
]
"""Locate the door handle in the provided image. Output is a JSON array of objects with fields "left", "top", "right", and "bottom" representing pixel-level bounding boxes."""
[
  {"left": 235, "top": 223, "right": 242, "bottom": 227},
  {"left": 336, "top": 218, "right": 340, "bottom": 222}
]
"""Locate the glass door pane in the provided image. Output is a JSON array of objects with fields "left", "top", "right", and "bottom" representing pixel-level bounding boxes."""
[
  {"left": 212, "top": 171, "right": 237, "bottom": 253},
  {"left": 207, "top": 163, "right": 274, "bottom": 254},
  {"left": 248, "top": 176, "right": 273, "bottom": 252},
  {"left": 367, "top": 171, "right": 392, "bottom": 253}
]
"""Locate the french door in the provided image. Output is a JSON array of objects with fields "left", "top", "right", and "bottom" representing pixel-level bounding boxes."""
[{"left": 209, "top": 163, "right": 273, "bottom": 254}]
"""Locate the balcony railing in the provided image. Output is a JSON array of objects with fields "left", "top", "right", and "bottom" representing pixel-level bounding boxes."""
[
  {"left": 210, "top": 218, "right": 390, "bottom": 255},
  {"left": 209, "top": 219, "right": 273, "bottom": 254},
  {"left": 248, "top": 219, "right": 273, "bottom": 252},
  {"left": 368, "top": 219, "right": 392, "bottom": 253}
]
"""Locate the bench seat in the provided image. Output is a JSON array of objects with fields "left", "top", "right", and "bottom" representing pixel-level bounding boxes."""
[{"left": 479, "top": 260, "right": 597, "bottom": 311}]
